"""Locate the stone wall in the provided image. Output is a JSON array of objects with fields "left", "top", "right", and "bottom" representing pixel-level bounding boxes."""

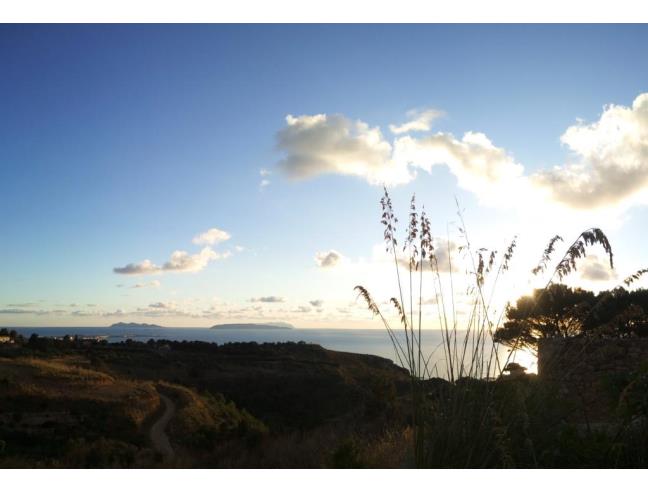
[{"left": 538, "top": 337, "right": 648, "bottom": 422}]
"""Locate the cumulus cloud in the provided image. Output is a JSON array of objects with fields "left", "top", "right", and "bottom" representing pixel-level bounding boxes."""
[
  {"left": 274, "top": 112, "right": 522, "bottom": 199},
  {"left": 315, "top": 250, "right": 345, "bottom": 268},
  {"left": 389, "top": 108, "right": 443, "bottom": 134},
  {"left": 429, "top": 238, "right": 462, "bottom": 272},
  {"left": 275, "top": 94, "right": 648, "bottom": 212},
  {"left": 249, "top": 296, "right": 285, "bottom": 303},
  {"left": 192, "top": 228, "right": 231, "bottom": 245},
  {"left": 276, "top": 114, "right": 411, "bottom": 186},
  {"left": 309, "top": 299, "right": 324, "bottom": 307},
  {"left": 114, "top": 247, "right": 229, "bottom": 276},
  {"left": 163, "top": 247, "right": 228, "bottom": 272},
  {"left": 578, "top": 255, "right": 617, "bottom": 282},
  {"left": 532, "top": 93, "right": 648, "bottom": 209},
  {"left": 395, "top": 132, "right": 524, "bottom": 197},
  {"left": 393, "top": 238, "right": 461, "bottom": 273},
  {"left": 113, "top": 259, "right": 160, "bottom": 275}
]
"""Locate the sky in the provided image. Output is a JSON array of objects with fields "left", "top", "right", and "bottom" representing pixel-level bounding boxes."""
[{"left": 1, "top": 24, "right": 648, "bottom": 328}]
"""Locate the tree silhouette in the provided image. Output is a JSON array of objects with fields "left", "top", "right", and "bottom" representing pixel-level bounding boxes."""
[
  {"left": 495, "top": 285, "right": 648, "bottom": 349},
  {"left": 494, "top": 284, "right": 596, "bottom": 349},
  {"left": 583, "top": 287, "right": 648, "bottom": 337}
]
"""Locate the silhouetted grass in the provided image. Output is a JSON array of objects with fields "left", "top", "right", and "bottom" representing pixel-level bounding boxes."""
[{"left": 355, "top": 188, "right": 622, "bottom": 467}]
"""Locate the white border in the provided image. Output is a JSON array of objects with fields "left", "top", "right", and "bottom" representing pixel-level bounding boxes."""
[
  {"left": 2, "top": 469, "right": 647, "bottom": 491},
  {"left": 2, "top": 4, "right": 648, "bottom": 485},
  {"left": 0, "top": 0, "right": 648, "bottom": 23}
]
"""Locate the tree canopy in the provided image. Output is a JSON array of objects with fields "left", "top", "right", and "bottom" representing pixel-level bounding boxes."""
[{"left": 494, "top": 285, "right": 648, "bottom": 350}]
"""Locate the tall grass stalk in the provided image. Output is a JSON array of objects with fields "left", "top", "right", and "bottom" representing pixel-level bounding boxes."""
[{"left": 355, "top": 188, "right": 616, "bottom": 467}]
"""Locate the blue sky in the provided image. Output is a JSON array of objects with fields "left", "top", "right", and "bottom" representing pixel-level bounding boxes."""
[{"left": 1, "top": 24, "right": 648, "bottom": 327}]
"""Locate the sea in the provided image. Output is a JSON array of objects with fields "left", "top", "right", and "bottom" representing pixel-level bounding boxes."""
[{"left": 9, "top": 326, "right": 535, "bottom": 375}]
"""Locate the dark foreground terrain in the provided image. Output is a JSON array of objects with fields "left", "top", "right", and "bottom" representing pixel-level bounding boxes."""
[
  {"left": 0, "top": 335, "right": 412, "bottom": 468},
  {"left": 5, "top": 332, "right": 648, "bottom": 468}
]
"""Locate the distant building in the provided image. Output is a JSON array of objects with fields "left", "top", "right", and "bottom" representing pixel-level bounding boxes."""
[{"left": 0, "top": 335, "right": 13, "bottom": 344}]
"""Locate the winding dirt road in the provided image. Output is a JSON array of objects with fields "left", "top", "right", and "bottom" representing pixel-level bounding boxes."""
[{"left": 149, "top": 393, "right": 176, "bottom": 461}]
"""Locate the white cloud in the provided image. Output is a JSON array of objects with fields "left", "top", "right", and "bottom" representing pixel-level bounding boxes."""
[
  {"left": 114, "top": 247, "right": 229, "bottom": 276},
  {"left": 275, "top": 94, "right": 648, "bottom": 212},
  {"left": 192, "top": 228, "right": 231, "bottom": 245},
  {"left": 389, "top": 108, "right": 443, "bottom": 134},
  {"left": 276, "top": 114, "right": 412, "bottom": 186},
  {"left": 113, "top": 259, "right": 161, "bottom": 275},
  {"left": 249, "top": 296, "right": 285, "bottom": 303},
  {"left": 274, "top": 112, "right": 522, "bottom": 200},
  {"left": 259, "top": 179, "right": 271, "bottom": 188},
  {"left": 532, "top": 93, "right": 648, "bottom": 209},
  {"left": 309, "top": 299, "right": 324, "bottom": 307},
  {"left": 163, "top": 247, "right": 228, "bottom": 273},
  {"left": 375, "top": 237, "right": 462, "bottom": 273},
  {"left": 315, "top": 250, "right": 345, "bottom": 268},
  {"left": 578, "top": 255, "right": 617, "bottom": 282},
  {"left": 394, "top": 131, "right": 524, "bottom": 199},
  {"left": 433, "top": 238, "right": 462, "bottom": 273}
]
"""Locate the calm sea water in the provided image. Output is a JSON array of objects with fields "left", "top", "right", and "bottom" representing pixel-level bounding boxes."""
[
  {"left": 12, "top": 327, "right": 428, "bottom": 361},
  {"left": 10, "top": 326, "right": 532, "bottom": 375}
]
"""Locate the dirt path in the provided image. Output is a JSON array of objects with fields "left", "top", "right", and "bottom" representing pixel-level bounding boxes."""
[{"left": 149, "top": 393, "right": 176, "bottom": 461}]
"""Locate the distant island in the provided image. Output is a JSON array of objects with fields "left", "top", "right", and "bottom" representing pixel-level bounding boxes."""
[
  {"left": 107, "top": 322, "right": 295, "bottom": 330},
  {"left": 210, "top": 322, "right": 294, "bottom": 330},
  {"left": 109, "top": 322, "right": 165, "bottom": 329}
]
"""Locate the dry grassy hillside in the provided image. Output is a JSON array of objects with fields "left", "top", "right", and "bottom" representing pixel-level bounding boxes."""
[
  {"left": 0, "top": 338, "right": 411, "bottom": 467},
  {"left": 0, "top": 349, "right": 269, "bottom": 468}
]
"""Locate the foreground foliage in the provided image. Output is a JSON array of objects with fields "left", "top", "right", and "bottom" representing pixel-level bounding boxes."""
[{"left": 356, "top": 189, "right": 648, "bottom": 468}]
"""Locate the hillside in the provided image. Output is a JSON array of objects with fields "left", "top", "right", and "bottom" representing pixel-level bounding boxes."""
[
  {"left": 0, "top": 350, "right": 268, "bottom": 467},
  {"left": 0, "top": 338, "right": 410, "bottom": 467}
]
